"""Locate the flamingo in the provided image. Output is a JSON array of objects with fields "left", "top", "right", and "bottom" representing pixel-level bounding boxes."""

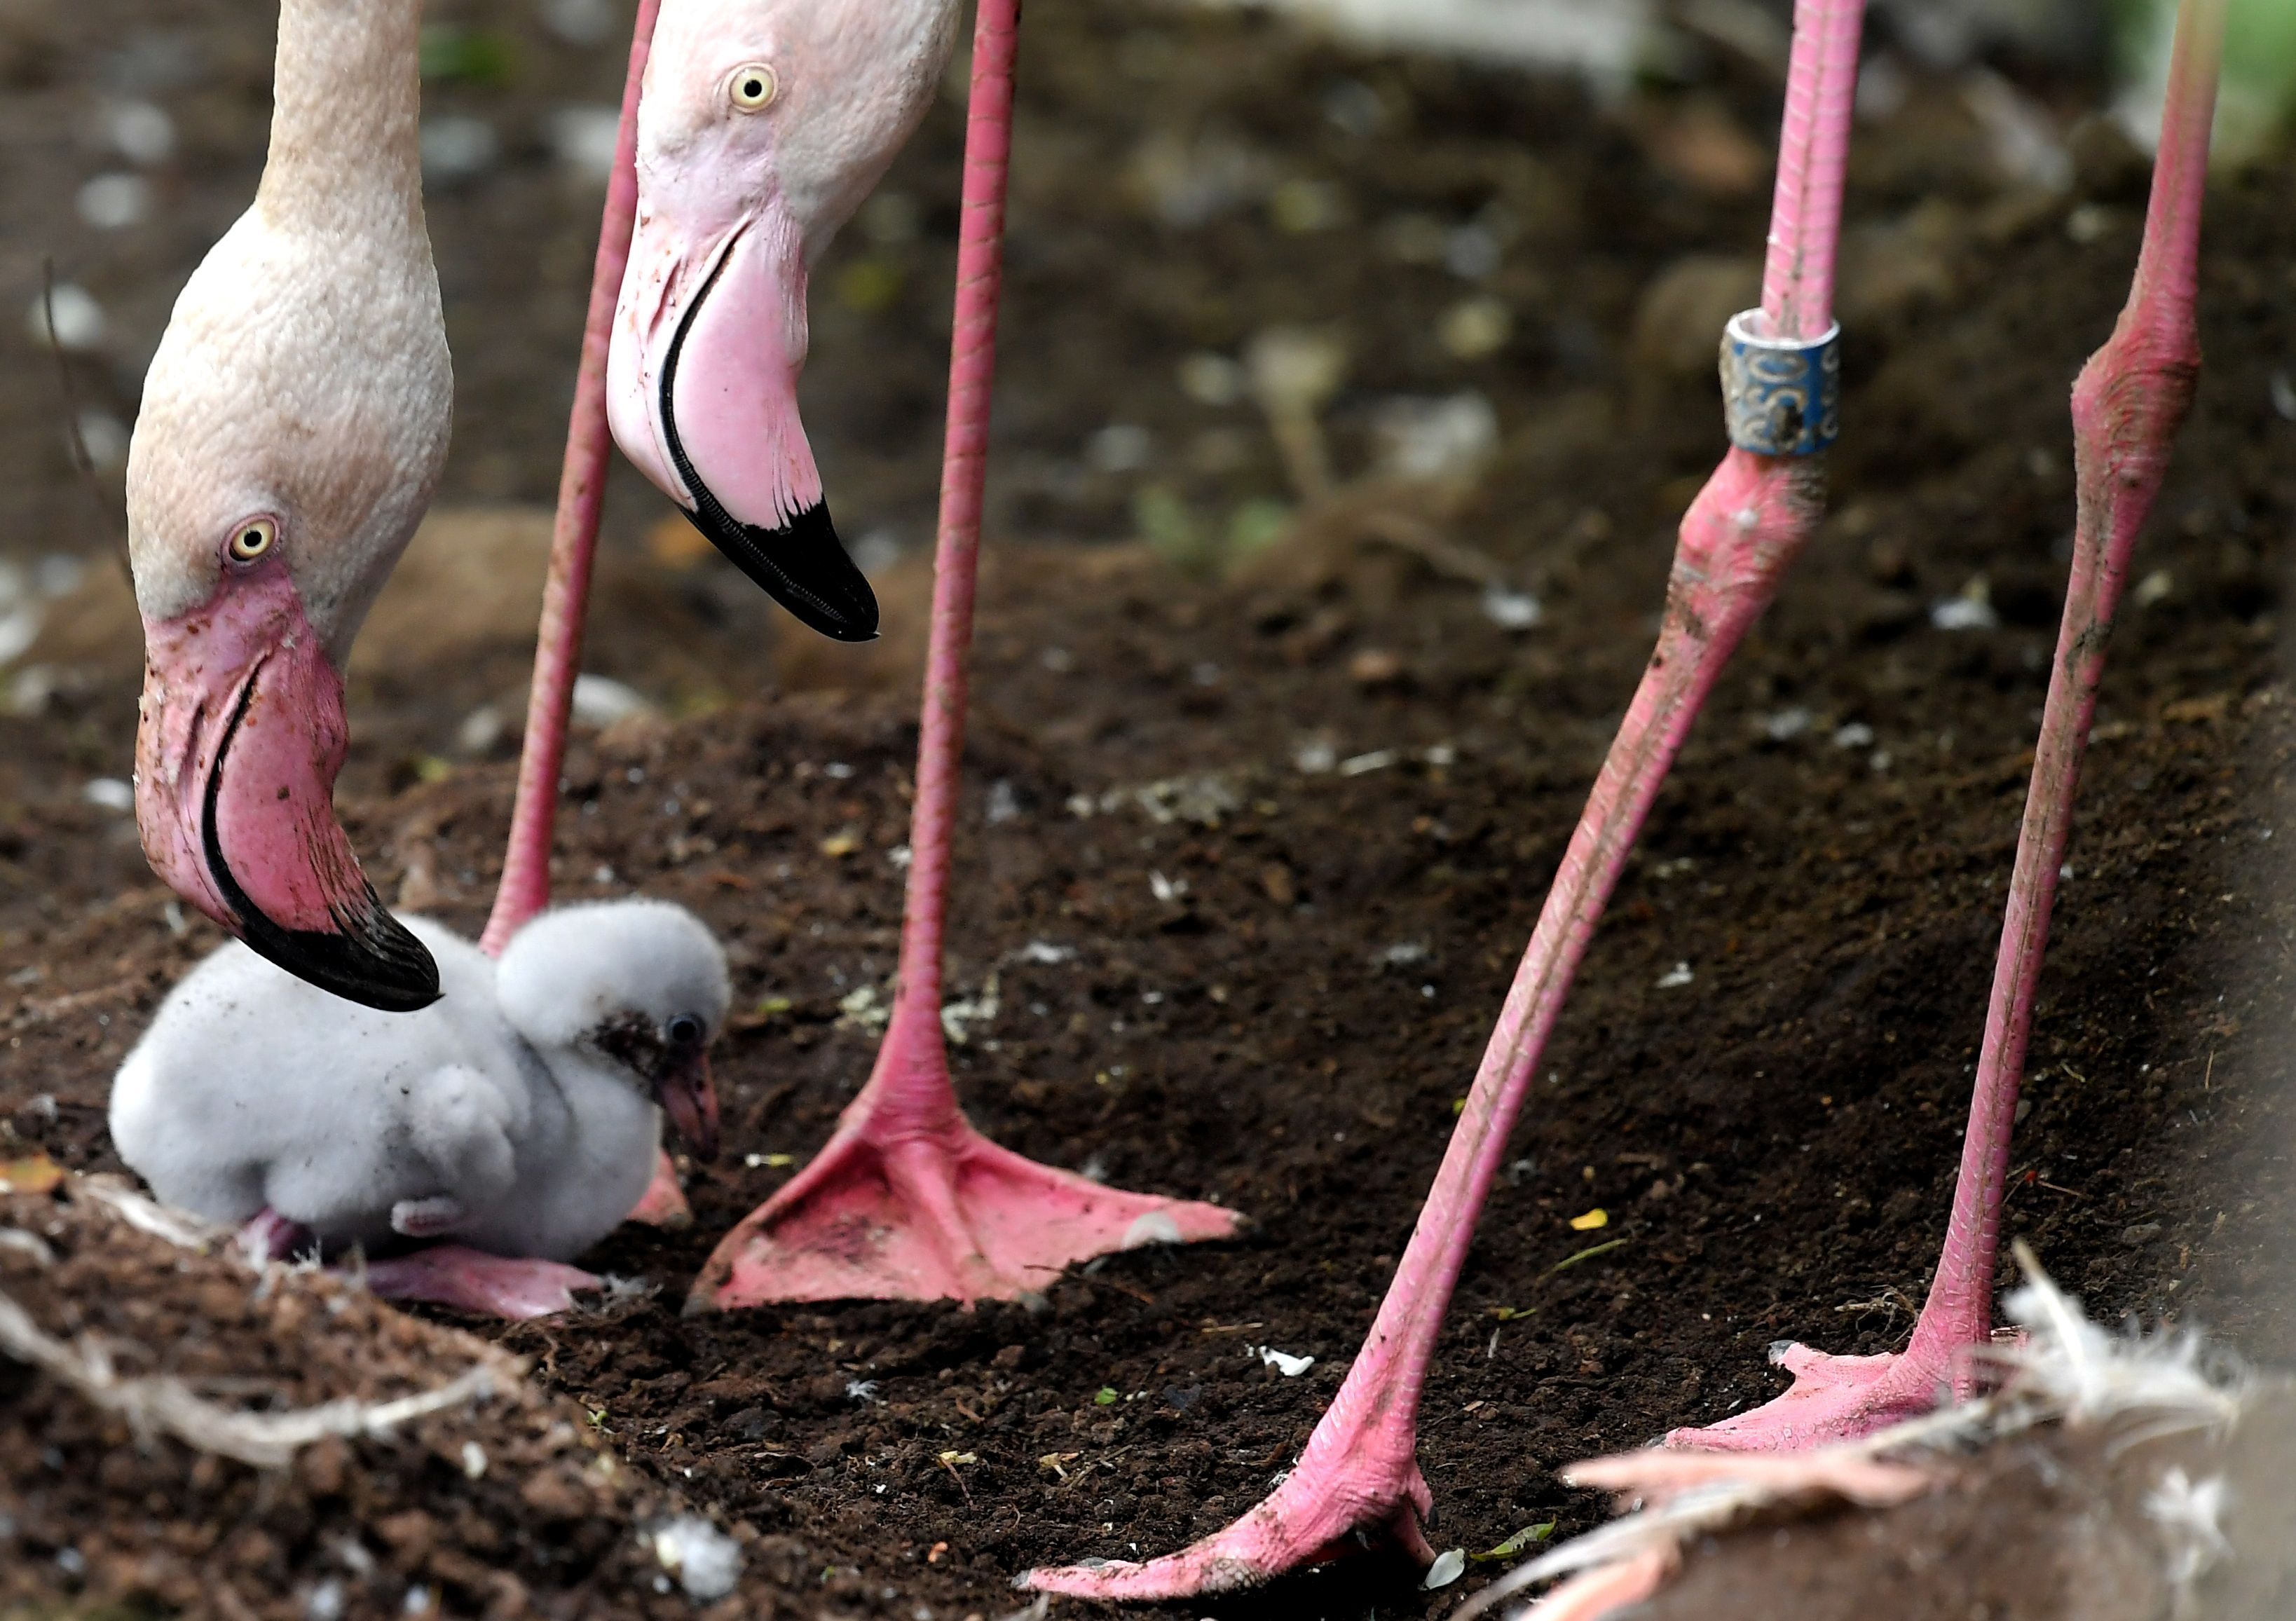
[
  {"left": 110, "top": 900, "right": 729, "bottom": 1321},
  {"left": 1023, "top": 0, "right": 1868, "bottom": 1588},
  {"left": 120, "top": 0, "right": 714, "bottom": 1309},
  {"left": 1030, "top": 0, "right": 2230, "bottom": 1592},
  {"left": 1665, "top": 0, "right": 2229, "bottom": 1452},
  {"left": 127, "top": 0, "right": 447, "bottom": 1015},
  {"left": 484, "top": 0, "right": 1241, "bottom": 1304}
]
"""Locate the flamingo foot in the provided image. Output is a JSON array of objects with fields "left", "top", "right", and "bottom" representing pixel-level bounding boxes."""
[
  {"left": 238, "top": 1208, "right": 314, "bottom": 1266},
  {"left": 627, "top": 1147, "right": 693, "bottom": 1228},
  {"left": 690, "top": 1111, "right": 1238, "bottom": 1309},
  {"left": 1665, "top": 1341, "right": 1954, "bottom": 1451},
  {"left": 1023, "top": 1377, "right": 1435, "bottom": 1597},
  {"left": 362, "top": 1245, "right": 603, "bottom": 1320}
]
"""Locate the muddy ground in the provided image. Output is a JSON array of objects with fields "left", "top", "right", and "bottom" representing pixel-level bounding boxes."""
[{"left": 3, "top": 0, "right": 2295, "bottom": 1616}]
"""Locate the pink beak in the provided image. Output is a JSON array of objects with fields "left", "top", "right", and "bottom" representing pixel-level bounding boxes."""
[
  {"left": 608, "top": 210, "right": 877, "bottom": 642},
  {"left": 656, "top": 1050, "right": 721, "bottom": 1162},
  {"left": 135, "top": 566, "right": 439, "bottom": 1011}
]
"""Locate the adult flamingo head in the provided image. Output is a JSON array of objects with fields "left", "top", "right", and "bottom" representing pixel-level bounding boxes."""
[
  {"left": 127, "top": 0, "right": 451, "bottom": 1013},
  {"left": 607, "top": 0, "right": 959, "bottom": 643}
]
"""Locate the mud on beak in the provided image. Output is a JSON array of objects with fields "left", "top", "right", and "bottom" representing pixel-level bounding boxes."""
[
  {"left": 655, "top": 1050, "right": 721, "bottom": 1162},
  {"left": 609, "top": 217, "right": 878, "bottom": 643},
  {"left": 136, "top": 585, "right": 439, "bottom": 1013}
]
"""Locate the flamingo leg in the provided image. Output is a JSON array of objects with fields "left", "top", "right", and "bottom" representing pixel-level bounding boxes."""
[
  {"left": 237, "top": 1209, "right": 602, "bottom": 1321},
  {"left": 481, "top": 0, "right": 659, "bottom": 960},
  {"left": 473, "top": 3, "right": 692, "bottom": 1230},
  {"left": 686, "top": 0, "right": 1237, "bottom": 1312},
  {"left": 1023, "top": 0, "right": 1865, "bottom": 1594},
  {"left": 1669, "top": 0, "right": 2227, "bottom": 1453}
]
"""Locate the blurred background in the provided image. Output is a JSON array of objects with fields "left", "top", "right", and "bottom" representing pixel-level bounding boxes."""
[{"left": 0, "top": 0, "right": 2289, "bottom": 780}]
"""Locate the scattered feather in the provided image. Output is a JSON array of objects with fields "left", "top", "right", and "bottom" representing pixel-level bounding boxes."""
[{"left": 643, "top": 1517, "right": 742, "bottom": 1603}]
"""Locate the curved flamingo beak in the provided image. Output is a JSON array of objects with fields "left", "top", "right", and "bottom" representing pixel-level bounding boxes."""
[
  {"left": 655, "top": 1049, "right": 721, "bottom": 1162},
  {"left": 608, "top": 208, "right": 877, "bottom": 643},
  {"left": 135, "top": 568, "right": 439, "bottom": 1012}
]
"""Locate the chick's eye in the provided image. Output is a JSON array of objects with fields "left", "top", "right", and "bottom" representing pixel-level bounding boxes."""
[
  {"left": 227, "top": 519, "right": 278, "bottom": 563},
  {"left": 666, "top": 1013, "right": 704, "bottom": 1046},
  {"left": 727, "top": 63, "right": 777, "bottom": 110}
]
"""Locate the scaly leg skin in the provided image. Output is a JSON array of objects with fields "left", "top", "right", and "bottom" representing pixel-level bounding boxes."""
[
  {"left": 688, "top": 0, "right": 1234, "bottom": 1312},
  {"left": 1025, "top": 0, "right": 1864, "bottom": 1589},
  {"left": 1669, "top": 0, "right": 2224, "bottom": 1456},
  {"left": 362, "top": 1245, "right": 603, "bottom": 1321}
]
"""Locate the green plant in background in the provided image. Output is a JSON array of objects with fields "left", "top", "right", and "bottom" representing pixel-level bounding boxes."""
[
  {"left": 420, "top": 25, "right": 519, "bottom": 87},
  {"left": 2113, "top": 0, "right": 2294, "bottom": 160}
]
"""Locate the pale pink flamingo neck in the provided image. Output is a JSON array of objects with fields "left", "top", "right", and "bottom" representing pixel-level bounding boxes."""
[
  {"left": 482, "top": 0, "right": 662, "bottom": 959},
  {"left": 259, "top": 0, "right": 426, "bottom": 231}
]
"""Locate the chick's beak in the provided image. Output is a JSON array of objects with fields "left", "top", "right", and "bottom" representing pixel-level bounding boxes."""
[
  {"left": 656, "top": 1050, "right": 721, "bottom": 1162},
  {"left": 135, "top": 571, "right": 439, "bottom": 1012},
  {"left": 608, "top": 213, "right": 877, "bottom": 642}
]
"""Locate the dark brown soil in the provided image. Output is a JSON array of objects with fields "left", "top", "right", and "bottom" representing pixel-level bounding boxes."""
[
  {"left": 4, "top": 0, "right": 2295, "bottom": 1617},
  {"left": 2, "top": 1175, "right": 925, "bottom": 1620}
]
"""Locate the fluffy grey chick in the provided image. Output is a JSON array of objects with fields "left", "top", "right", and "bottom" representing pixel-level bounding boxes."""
[{"left": 111, "top": 900, "right": 728, "bottom": 1266}]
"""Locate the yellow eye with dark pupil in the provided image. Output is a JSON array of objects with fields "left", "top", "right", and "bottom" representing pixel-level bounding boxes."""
[
  {"left": 228, "top": 521, "right": 275, "bottom": 562},
  {"left": 730, "top": 64, "right": 777, "bottom": 109}
]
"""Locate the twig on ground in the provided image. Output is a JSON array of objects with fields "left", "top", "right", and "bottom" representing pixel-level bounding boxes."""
[
  {"left": 0, "top": 1228, "right": 56, "bottom": 1266},
  {"left": 76, "top": 1178, "right": 226, "bottom": 1253},
  {"left": 0, "top": 1285, "right": 504, "bottom": 1468}
]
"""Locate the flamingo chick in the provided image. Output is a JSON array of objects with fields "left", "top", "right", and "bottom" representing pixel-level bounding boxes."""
[
  {"left": 606, "top": 0, "right": 959, "bottom": 643},
  {"left": 128, "top": 0, "right": 449, "bottom": 1011},
  {"left": 109, "top": 901, "right": 727, "bottom": 1319}
]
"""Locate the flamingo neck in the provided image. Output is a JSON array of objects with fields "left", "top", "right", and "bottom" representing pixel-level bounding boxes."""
[{"left": 259, "top": 0, "right": 425, "bottom": 233}]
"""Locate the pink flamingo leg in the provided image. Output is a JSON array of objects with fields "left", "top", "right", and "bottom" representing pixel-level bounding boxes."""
[
  {"left": 1023, "top": 1, "right": 1864, "bottom": 1595},
  {"left": 470, "top": 2, "right": 688, "bottom": 1231},
  {"left": 360, "top": 1246, "right": 603, "bottom": 1321},
  {"left": 237, "top": 1209, "right": 601, "bottom": 1321},
  {"left": 687, "top": 0, "right": 1236, "bottom": 1312},
  {"left": 1671, "top": 0, "right": 2227, "bottom": 1452},
  {"left": 481, "top": 0, "right": 657, "bottom": 960}
]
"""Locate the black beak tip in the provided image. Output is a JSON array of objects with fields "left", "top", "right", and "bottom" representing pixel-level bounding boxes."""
[
  {"left": 197, "top": 669, "right": 442, "bottom": 1013},
  {"left": 227, "top": 884, "right": 442, "bottom": 1013},
  {"left": 684, "top": 499, "right": 880, "bottom": 643},
  {"left": 251, "top": 909, "right": 443, "bottom": 1013}
]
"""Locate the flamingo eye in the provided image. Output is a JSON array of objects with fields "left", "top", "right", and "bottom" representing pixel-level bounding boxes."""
[
  {"left": 227, "top": 519, "right": 278, "bottom": 563},
  {"left": 727, "top": 63, "right": 777, "bottom": 111},
  {"left": 666, "top": 1013, "right": 704, "bottom": 1046}
]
